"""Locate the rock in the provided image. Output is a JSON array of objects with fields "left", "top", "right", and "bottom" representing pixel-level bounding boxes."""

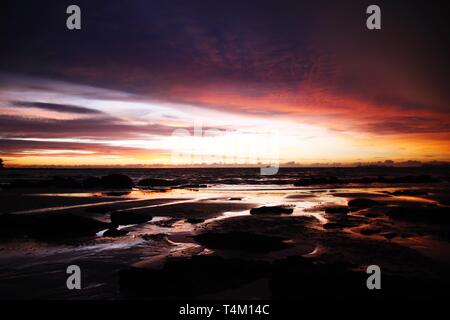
[
  {"left": 324, "top": 206, "right": 350, "bottom": 214},
  {"left": 33, "top": 214, "right": 109, "bottom": 239},
  {"left": 359, "top": 227, "right": 382, "bottom": 235},
  {"left": 323, "top": 216, "right": 366, "bottom": 229},
  {"left": 118, "top": 255, "right": 271, "bottom": 299},
  {"left": 391, "top": 189, "right": 428, "bottom": 196},
  {"left": 362, "top": 212, "right": 384, "bottom": 218},
  {"left": 382, "top": 232, "right": 398, "bottom": 239},
  {"left": 50, "top": 176, "right": 82, "bottom": 188},
  {"left": 152, "top": 218, "right": 179, "bottom": 227},
  {"left": 250, "top": 205, "right": 294, "bottom": 215},
  {"left": 138, "top": 178, "right": 179, "bottom": 188},
  {"left": 103, "top": 228, "right": 129, "bottom": 237},
  {"left": 193, "top": 232, "right": 293, "bottom": 252},
  {"left": 82, "top": 176, "right": 102, "bottom": 188},
  {"left": 386, "top": 206, "right": 450, "bottom": 225},
  {"left": 111, "top": 211, "right": 152, "bottom": 225},
  {"left": 197, "top": 215, "right": 320, "bottom": 244},
  {"left": 323, "top": 222, "right": 350, "bottom": 229},
  {"left": 100, "top": 174, "right": 134, "bottom": 189},
  {"left": 400, "top": 233, "right": 414, "bottom": 238},
  {"left": 142, "top": 233, "right": 169, "bottom": 242},
  {"left": 0, "top": 214, "right": 34, "bottom": 238},
  {"left": 186, "top": 218, "right": 205, "bottom": 224},
  {"left": 0, "top": 213, "right": 109, "bottom": 239},
  {"left": 348, "top": 198, "right": 379, "bottom": 210},
  {"left": 285, "top": 193, "right": 316, "bottom": 199}
]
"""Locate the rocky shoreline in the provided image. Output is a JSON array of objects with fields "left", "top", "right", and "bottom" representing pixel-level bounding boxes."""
[{"left": 0, "top": 170, "right": 450, "bottom": 299}]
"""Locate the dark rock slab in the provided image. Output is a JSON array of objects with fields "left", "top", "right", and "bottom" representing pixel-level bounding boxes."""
[
  {"left": 141, "top": 233, "right": 169, "bottom": 242},
  {"left": 391, "top": 189, "right": 428, "bottom": 196},
  {"left": 186, "top": 218, "right": 205, "bottom": 224},
  {"left": 348, "top": 198, "right": 379, "bottom": 210},
  {"left": 386, "top": 206, "right": 450, "bottom": 225},
  {"left": 119, "top": 255, "right": 271, "bottom": 299},
  {"left": 82, "top": 176, "right": 102, "bottom": 188},
  {"left": 100, "top": 174, "right": 134, "bottom": 189},
  {"left": 250, "top": 205, "right": 294, "bottom": 215},
  {"left": 324, "top": 205, "right": 350, "bottom": 214},
  {"left": 194, "top": 232, "right": 293, "bottom": 253},
  {"left": 103, "top": 228, "right": 129, "bottom": 237},
  {"left": 0, "top": 213, "right": 109, "bottom": 239},
  {"left": 359, "top": 227, "right": 382, "bottom": 235},
  {"left": 323, "top": 216, "right": 367, "bottom": 229}
]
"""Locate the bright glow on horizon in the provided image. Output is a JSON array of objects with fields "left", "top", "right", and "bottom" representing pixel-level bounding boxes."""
[{"left": 1, "top": 75, "right": 449, "bottom": 167}]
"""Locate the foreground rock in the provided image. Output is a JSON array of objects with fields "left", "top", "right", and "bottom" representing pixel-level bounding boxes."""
[
  {"left": 0, "top": 213, "right": 109, "bottom": 239},
  {"left": 194, "top": 232, "right": 293, "bottom": 253},
  {"left": 142, "top": 233, "right": 171, "bottom": 242},
  {"left": 348, "top": 198, "right": 379, "bottom": 210},
  {"left": 250, "top": 205, "right": 294, "bottom": 215},
  {"left": 99, "top": 174, "right": 134, "bottom": 189},
  {"left": 103, "top": 228, "right": 129, "bottom": 237},
  {"left": 186, "top": 218, "right": 205, "bottom": 224},
  {"left": 198, "top": 215, "right": 320, "bottom": 242},
  {"left": 386, "top": 206, "right": 450, "bottom": 225},
  {"left": 118, "top": 252, "right": 449, "bottom": 299},
  {"left": 119, "top": 255, "right": 271, "bottom": 299},
  {"left": 324, "top": 205, "right": 350, "bottom": 214},
  {"left": 83, "top": 174, "right": 134, "bottom": 189},
  {"left": 391, "top": 189, "right": 428, "bottom": 196}
]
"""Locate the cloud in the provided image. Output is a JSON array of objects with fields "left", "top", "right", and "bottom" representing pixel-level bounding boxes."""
[
  {"left": 0, "top": 138, "right": 166, "bottom": 158},
  {"left": 363, "top": 117, "right": 450, "bottom": 135},
  {"left": 0, "top": 114, "right": 186, "bottom": 139},
  {"left": 0, "top": 0, "right": 449, "bottom": 164},
  {"left": 11, "top": 101, "right": 104, "bottom": 115}
]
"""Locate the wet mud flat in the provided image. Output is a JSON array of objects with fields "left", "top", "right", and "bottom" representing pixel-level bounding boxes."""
[{"left": 0, "top": 168, "right": 450, "bottom": 299}]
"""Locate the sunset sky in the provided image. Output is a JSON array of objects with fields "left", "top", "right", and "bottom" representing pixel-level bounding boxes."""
[{"left": 1, "top": 0, "right": 449, "bottom": 166}]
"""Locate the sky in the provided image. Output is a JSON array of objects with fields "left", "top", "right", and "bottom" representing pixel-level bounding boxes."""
[{"left": 0, "top": 0, "right": 449, "bottom": 167}]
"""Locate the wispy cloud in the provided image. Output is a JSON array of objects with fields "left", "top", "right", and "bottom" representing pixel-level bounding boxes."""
[{"left": 11, "top": 101, "right": 105, "bottom": 115}]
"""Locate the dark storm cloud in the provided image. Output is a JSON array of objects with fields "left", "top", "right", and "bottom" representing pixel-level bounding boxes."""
[
  {"left": 11, "top": 101, "right": 104, "bottom": 115},
  {"left": 363, "top": 117, "right": 450, "bottom": 135},
  {"left": 0, "top": 115, "right": 183, "bottom": 139},
  {"left": 1, "top": 0, "right": 449, "bottom": 132}
]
